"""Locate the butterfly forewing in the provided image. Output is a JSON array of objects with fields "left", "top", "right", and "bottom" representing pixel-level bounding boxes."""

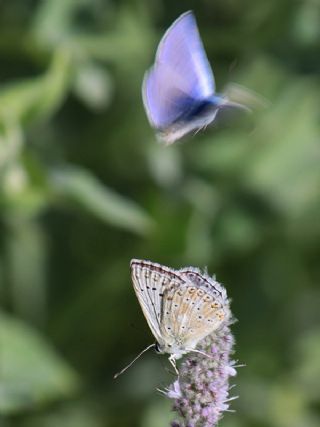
[
  {"left": 142, "top": 11, "right": 215, "bottom": 131},
  {"left": 155, "top": 11, "right": 214, "bottom": 98},
  {"left": 130, "top": 259, "right": 187, "bottom": 345}
]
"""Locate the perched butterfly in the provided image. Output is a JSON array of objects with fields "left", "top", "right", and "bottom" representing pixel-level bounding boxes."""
[
  {"left": 142, "top": 11, "right": 245, "bottom": 144},
  {"left": 114, "top": 259, "right": 230, "bottom": 378}
]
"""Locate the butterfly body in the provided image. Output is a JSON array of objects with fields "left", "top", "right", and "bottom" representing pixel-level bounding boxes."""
[
  {"left": 142, "top": 11, "right": 243, "bottom": 144},
  {"left": 130, "top": 259, "right": 230, "bottom": 363},
  {"left": 157, "top": 95, "right": 226, "bottom": 144}
]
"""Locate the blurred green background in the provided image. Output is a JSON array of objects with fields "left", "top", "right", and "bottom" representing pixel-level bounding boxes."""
[{"left": 0, "top": 0, "right": 319, "bottom": 426}]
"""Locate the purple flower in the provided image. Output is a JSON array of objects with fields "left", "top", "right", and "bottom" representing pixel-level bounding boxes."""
[{"left": 167, "top": 321, "right": 237, "bottom": 427}]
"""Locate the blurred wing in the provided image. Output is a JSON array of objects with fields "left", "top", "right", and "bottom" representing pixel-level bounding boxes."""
[
  {"left": 130, "top": 259, "right": 186, "bottom": 344},
  {"left": 142, "top": 11, "right": 215, "bottom": 129},
  {"left": 143, "top": 64, "right": 197, "bottom": 129},
  {"left": 160, "top": 285, "right": 226, "bottom": 350},
  {"left": 156, "top": 11, "right": 215, "bottom": 98},
  {"left": 224, "top": 82, "right": 270, "bottom": 110}
]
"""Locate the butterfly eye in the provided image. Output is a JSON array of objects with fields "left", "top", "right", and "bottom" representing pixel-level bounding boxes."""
[{"left": 154, "top": 342, "right": 162, "bottom": 353}]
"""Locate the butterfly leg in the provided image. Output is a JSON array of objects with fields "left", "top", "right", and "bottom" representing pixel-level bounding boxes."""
[{"left": 168, "top": 354, "right": 179, "bottom": 376}]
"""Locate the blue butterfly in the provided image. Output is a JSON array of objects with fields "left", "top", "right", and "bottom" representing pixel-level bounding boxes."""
[{"left": 142, "top": 11, "right": 244, "bottom": 145}]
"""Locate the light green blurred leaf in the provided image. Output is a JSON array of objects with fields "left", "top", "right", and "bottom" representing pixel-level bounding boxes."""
[
  {"left": 73, "top": 62, "right": 113, "bottom": 110},
  {"left": 269, "top": 381, "right": 314, "bottom": 427},
  {"left": 7, "top": 220, "right": 47, "bottom": 324},
  {"left": 32, "top": 0, "right": 89, "bottom": 46},
  {"left": 293, "top": 2, "right": 320, "bottom": 45},
  {"left": 0, "top": 120, "right": 23, "bottom": 171},
  {"left": 0, "top": 311, "right": 81, "bottom": 414},
  {"left": 75, "top": 7, "right": 154, "bottom": 67},
  {"left": 244, "top": 81, "right": 320, "bottom": 219},
  {"left": 0, "top": 49, "right": 71, "bottom": 126},
  {"left": 185, "top": 212, "right": 215, "bottom": 265},
  {"left": 1, "top": 160, "right": 49, "bottom": 219},
  {"left": 50, "top": 166, "right": 154, "bottom": 235},
  {"left": 193, "top": 134, "right": 252, "bottom": 176},
  {"left": 294, "top": 328, "right": 320, "bottom": 401},
  {"left": 23, "top": 402, "right": 104, "bottom": 427},
  {"left": 146, "top": 144, "right": 183, "bottom": 187}
]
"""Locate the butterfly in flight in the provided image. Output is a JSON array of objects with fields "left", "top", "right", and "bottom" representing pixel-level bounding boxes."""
[
  {"left": 114, "top": 259, "right": 230, "bottom": 378},
  {"left": 142, "top": 11, "right": 246, "bottom": 145}
]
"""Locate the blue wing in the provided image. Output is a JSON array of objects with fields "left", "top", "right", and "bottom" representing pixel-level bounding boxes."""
[{"left": 143, "top": 11, "right": 215, "bottom": 130}]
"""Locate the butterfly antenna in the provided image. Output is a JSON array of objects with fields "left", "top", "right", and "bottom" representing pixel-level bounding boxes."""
[{"left": 113, "top": 343, "right": 156, "bottom": 379}]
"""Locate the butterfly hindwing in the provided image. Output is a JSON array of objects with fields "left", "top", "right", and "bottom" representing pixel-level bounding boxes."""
[
  {"left": 160, "top": 283, "right": 228, "bottom": 350},
  {"left": 179, "top": 267, "right": 228, "bottom": 301}
]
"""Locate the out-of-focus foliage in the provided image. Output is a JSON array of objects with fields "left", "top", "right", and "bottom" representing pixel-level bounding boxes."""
[
  {"left": 0, "top": 311, "right": 80, "bottom": 414},
  {"left": 0, "top": 0, "right": 319, "bottom": 426}
]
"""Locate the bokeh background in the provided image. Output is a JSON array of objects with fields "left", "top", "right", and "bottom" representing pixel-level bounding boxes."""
[{"left": 1, "top": 0, "right": 320, "bottom": 426}]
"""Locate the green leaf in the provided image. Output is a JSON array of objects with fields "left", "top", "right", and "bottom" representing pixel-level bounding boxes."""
[
  {"left": 0, "top": 48, "right": 71, "bottom": 126},
  {"left": 50, "top": 166, "right": 154, "bottom": 235},
  {"left": 0, "top": 311, "right": 81, "bottom": 414},
  {"left": 32, "top": 0, "right": 88, "bottom": 46},
  {"left": 244, "top": 81, "right": 320, "bottom": 219},
  {"left": 22, "top": 402, "right": 104, "bottom": 427},
  {"left": 294, "top": 329, "right": 320, "bottom": 401},
  {"left": 73, "top": 62, "right": 113, "bottom": 110},
  {"left": 6, "top": 220, "right": 47, "bottom": 324}
]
